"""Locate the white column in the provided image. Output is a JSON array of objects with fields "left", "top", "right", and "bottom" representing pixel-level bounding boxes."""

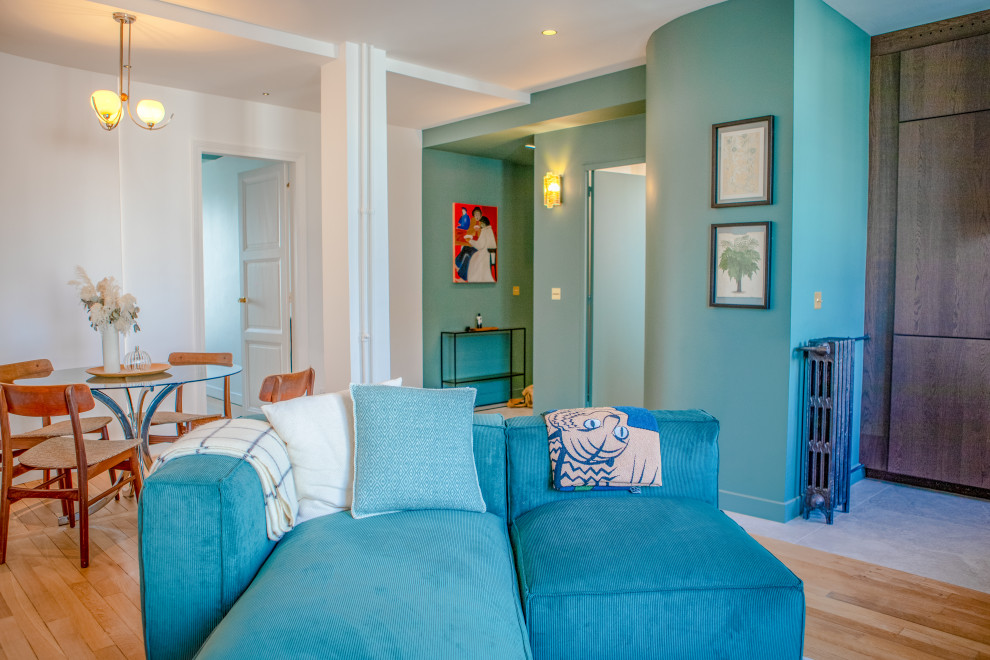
[{"left": 321, "top": 42, "right": 391, "bottom": 387}]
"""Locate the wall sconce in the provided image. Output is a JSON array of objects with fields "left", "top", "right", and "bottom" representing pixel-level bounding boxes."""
[
  {"left": 90, "top": 13, "right": 172, "bottom": 131},
  {"left": 544, "top": 172, "right": 561, "bottom": 208}
]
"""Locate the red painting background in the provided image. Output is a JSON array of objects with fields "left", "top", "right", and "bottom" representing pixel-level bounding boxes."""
[{"left": 452, "top": 203, "right": 498, "bottom": 282}]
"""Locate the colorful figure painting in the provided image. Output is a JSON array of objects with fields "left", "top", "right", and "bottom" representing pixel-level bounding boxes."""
[{"left": 453, "top": 203, "right": 498, "bottom": 283}]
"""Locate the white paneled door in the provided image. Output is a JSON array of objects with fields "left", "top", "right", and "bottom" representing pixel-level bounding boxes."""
[{"left": 239, "top": 163, "right": 291, "bottom": 413}]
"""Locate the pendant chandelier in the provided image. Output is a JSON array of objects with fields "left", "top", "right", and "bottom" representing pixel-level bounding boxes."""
[{"left": 90, "top": 13, "right": 172, "bottom": 131}]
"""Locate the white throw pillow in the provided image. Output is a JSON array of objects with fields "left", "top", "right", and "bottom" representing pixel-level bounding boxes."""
[{"left": 263, "top": 377, "right": 401, "bottom": 523}]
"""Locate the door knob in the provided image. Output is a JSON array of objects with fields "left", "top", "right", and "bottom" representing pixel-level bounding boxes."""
[{"left": 237, "top": 297, "right": 247, "bottom": 304}]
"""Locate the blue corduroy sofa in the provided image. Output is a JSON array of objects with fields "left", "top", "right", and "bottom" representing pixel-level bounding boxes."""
[{"left": 139, "top": 410, "right": 805, "bottom": 659}]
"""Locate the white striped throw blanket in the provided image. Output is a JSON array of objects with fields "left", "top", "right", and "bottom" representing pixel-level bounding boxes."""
[
  {"left": 151, "top": 418, "right": 298, "bottom": 540},
  {"left": 546, "top": 407, "right": 662, "bottom": 491}
]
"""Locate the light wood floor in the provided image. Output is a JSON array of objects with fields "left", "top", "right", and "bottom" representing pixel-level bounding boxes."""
[
  {"left": 756, "top": 535, "right": 990, "bottom": 660},
  {"left": 1, "top": 482, "right": 987, "bottom": 660}
]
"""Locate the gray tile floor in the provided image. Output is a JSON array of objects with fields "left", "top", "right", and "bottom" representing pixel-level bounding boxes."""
[{"left": 725, "top": 479, "right": 990, "bottom": 593}]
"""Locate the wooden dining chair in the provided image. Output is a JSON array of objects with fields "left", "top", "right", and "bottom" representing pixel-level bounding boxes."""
[
  {"left": 0, "top": 359, "right": 113, "bottom": 443},
  {"left": 258, "top": 367, "right": 315, "bottom": 404},
  {"left": 0, "top": 383, "right": 143, "bottom": 568},
  {"left": 0, "top": 359, "right": 115, "bottom": 512},
  {"left": 147, "top": 352, "right": 233, "bottom": 444}
]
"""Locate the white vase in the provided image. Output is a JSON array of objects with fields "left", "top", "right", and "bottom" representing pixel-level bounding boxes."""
[{"left": 101, "top": 326, "right": 120, "bottom": 373}]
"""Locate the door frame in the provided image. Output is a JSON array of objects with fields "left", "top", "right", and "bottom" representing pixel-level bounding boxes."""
[{"left": 191, "top": 141, "right": 310, "bottom": 407}]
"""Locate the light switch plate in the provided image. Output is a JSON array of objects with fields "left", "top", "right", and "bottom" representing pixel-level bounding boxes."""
[
  {"left": 814, "top": 291, "right": 822, "bottom": 309},
  {"left": 551, "top": 287, "right": 561, "bottom": 300},
  {"left": 513, "top": 286, "right": 520, "bottom": 296}
]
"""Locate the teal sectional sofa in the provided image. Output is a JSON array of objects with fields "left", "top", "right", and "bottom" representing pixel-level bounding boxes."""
[{"left": 139, "top": 411, "right": 805, "bottom": 659}]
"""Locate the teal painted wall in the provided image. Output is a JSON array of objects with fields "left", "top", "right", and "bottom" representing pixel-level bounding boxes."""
[
  {"left": 423, "top": 67, "right": 646, "bottom": 148},
  {"left": 421, "top": 149, "right": 534, "bottom": 403},
  {"left": 790, "top": 0, "right": 870, "bottom": 486},
  {"left": 644, "top": 0, "right": 868, "bottom": 521},
  {"left": 645, "top": 0, "right": 796, "bottom": 521},
  {"left": 533, "top": 115, "right": 646, "bottom": 412}
]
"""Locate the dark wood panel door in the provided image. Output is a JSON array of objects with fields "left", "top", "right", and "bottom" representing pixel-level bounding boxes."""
[
  {"left": 889, "top": 335, "right": 990, "bottom": 488},
  {"left": 900, "top": 32, "right": 990, "bottom": 121},
  {"left": 860, "top": 53, "right": 900, "bottom": 471},
  {"left": 894, "top": 111, "right": 990, "bottom": 339}
]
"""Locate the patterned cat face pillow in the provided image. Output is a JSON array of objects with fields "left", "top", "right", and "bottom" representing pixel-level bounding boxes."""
[{"left": 546, "top": 407, "right": 662, "bottom": 491}]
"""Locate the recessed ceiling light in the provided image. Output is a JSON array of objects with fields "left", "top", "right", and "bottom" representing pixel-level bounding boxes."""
[
  {"left": 262, "top": 92, "right": 270, "bottom": 96},
  {"left": 541, "top": 29, "right": 557, "bottom": 36}
]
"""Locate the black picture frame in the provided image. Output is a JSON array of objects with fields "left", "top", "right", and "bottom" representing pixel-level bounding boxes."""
[
  {"left": 711, "top": 116, "right": 774, "bottom": 208},
  {"left": 709, "top": 221, "right": 771, "bottom": 309}
]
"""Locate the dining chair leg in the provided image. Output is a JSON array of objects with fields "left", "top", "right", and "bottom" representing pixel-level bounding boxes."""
[
  {"left": 102, "top": 427, "right": 120, "bottom": 501},
  {"left": 129, "top": 449, "right": 144, "bottom": 499},
  {"left": 54, "top": 469, "right": 70, "bottom": 519},
  {"left": 77, "top": 470, "right": 90, "bottom": 568},
  {"left": 62, "top": 471, "right": 75, "bottom": 528},
  {"left": 0, "top": 492, "right": 10, "bottom": 565}
]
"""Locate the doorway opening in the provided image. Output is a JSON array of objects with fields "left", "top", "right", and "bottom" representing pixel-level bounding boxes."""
[
  {"left": 201, "top": 153, "right": 293, "bottom": 415},
  {"left": 585, "top": 162, "right": 646, "bottom": 407}
]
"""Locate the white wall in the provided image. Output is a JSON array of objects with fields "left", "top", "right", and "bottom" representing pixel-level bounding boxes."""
[
  {"left": 387, "top": 126, "right": 424, "bottom": 387},
  {"left": 1, "top": 51, "right": 425, "bottom": 419},
  {"left": 202, "top": 155, "right": 277, "bottom": 402},
  {"left": 0, "top": 52, "right": 333, "bottom": 416},
  {"left": 0, "top": 53, "right": 124, "bottom": 371}
]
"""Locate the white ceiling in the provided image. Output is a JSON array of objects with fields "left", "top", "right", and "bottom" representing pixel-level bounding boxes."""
[{"left": 1, "top": 0, "right": 986, "bottom": 129}]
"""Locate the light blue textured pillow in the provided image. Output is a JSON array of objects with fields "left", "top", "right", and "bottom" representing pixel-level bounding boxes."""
[{"left": 350, "top": 384, "right": 486, "bottom": 519}]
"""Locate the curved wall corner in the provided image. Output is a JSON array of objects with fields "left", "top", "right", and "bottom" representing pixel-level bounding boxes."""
[
  {"left": 643, "top": 0, "right": 797, "bottom": 520},
  {"left": 643, "top": 0, "right": 869, "bottom": 522}
]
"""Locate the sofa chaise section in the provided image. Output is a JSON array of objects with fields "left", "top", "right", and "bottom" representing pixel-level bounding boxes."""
[{"left": 506, "top": 411, "right": 805, "bottom": 660}]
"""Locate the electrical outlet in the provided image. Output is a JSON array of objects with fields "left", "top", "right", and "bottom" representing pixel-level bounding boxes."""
[
  {"left": 551, "top": 287, "right": 561, "bottom": 301},
  {"left": 814, "top": 291, "right": 822, "bottom": 309},
  {"left": 513, "top": 286, "right": 520, "bottom": 296}
]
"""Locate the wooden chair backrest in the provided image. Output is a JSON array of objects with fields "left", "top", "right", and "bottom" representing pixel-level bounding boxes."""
[
  {"left": 0, "top": 359, "right": 54, "bottom": 384},
  {"left": 168, "top": 352, "right": 233, "bottom": 367},
  {"left": 259, "top": 367, "right": 315, "bottom": 404},
  {"left": 1, "top": 384, "right": 94, "bottom": 467},
  {"left": 0, "top": 383, "right": 95, "bottom": 418}
]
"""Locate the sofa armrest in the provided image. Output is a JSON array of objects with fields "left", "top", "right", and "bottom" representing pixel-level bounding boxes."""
[
  {"left": 506, "top": 410, "right": 720, "bottom": 521},
  {"left": 139, "top": 455, "right": 277, "bottom": 660}
]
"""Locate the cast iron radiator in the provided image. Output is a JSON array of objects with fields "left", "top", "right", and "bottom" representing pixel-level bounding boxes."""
[{"left": 798, "top": 337, "right": 859, "bottom": 524}]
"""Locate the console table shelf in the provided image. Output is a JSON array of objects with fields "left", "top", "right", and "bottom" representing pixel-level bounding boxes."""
[{"left": 440, "top": 328, "right": 527, "bottom": 404}]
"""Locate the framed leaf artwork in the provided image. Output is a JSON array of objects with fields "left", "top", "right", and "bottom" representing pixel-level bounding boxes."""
[{"left": 710, "top": 222, "right": 771, "bottom": 309}]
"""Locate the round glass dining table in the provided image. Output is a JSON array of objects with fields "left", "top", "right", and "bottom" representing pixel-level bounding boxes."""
[
  {"left": 16, "top": 364, "right": 241, "bottom": 525},
  {"left": 17, "top": 364, "right": 242, "bottom": 461}
]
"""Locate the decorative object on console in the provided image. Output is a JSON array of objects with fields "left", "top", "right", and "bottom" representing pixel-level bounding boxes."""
[
  {"left": 544, "top": 171, "right": 562, "bottom": 208},
  {"left": 68, "top": 266, "right": 140, "bottom": 372},
  {"left": 90, "top": 13, "right": 172, "bottom": 131},
  {"left": 476, "top": 312, "right": 483, "bottom": 328},
  {"left": 453, "top": 203, "right": 498, "bottom": 283},
  {"left": 709, "top": 222, "right": 771, "bottom": 309},
  {"left": 711, "top": 115, "right": 773, "bottom": 207}
]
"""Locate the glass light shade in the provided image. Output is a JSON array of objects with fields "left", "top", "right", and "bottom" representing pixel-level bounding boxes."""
[
  {"left": 135, "top": 99, "right": 166, "bottom": 127},
  {"left": 91, "top": 89, "right": 122, "bottom": 129},
  {"left": 544, "top": 172, "right": 562, "bottom": 208}
]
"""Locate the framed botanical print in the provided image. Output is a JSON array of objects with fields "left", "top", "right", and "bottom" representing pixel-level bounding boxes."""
[
  {"left": 711, "top": 116, "right": 773, "bottom": 207},
  {"left": 710, "top": 221, "right": 771, "bottom": 309}
]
